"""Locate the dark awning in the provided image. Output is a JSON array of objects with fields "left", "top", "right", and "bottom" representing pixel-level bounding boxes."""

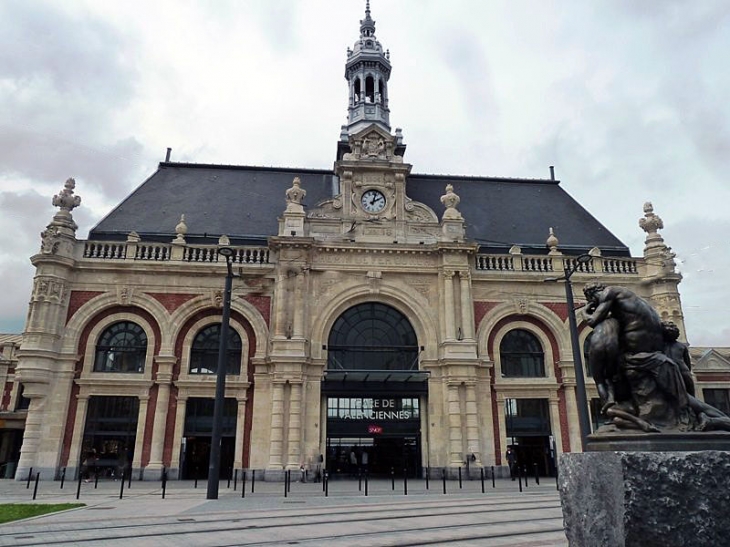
[{"left": 322, "top": 370, "right": 429, "bottom": 395}]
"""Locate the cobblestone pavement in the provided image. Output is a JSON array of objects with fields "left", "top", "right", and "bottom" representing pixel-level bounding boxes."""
[{"left": 0, "top": 476, "right": 567, "bottom": 546}]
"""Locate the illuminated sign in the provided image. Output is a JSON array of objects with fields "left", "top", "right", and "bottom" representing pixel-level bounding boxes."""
[{"left": 328, "top": 397, "right": 419, "bottom": 421}]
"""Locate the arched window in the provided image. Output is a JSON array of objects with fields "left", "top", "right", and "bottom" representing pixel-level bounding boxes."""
[
  {"left": 327, "top": 302, "right": 418, "bottom": 371},
  {"left": 365, "top": 75, "right": 375, "bottom": 103},
  {"left": 94, "top": 321, "right": 147, "bottom": 373},
  {"left": 189, "top": 324, "right": 242, "bottom": 375},
  {"left": 499, "top": 329, "right": 545, "bottom": 377}
]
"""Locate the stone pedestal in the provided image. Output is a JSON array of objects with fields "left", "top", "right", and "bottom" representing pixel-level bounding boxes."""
[{"left": 559, "top": 450, "right": 730, "bottom": 547}]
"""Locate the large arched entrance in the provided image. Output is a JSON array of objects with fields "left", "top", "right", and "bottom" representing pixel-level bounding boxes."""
[{"left": 322, "top": 302, "right": 427, "bottom": 478}]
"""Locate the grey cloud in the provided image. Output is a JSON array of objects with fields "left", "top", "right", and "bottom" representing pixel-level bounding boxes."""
[{"left": 0, "top": 1, "right": 149, "bottom": 200}]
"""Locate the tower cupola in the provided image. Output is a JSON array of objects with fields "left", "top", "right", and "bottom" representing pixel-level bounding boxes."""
[{"left": 343, "top": 0, "right": 392, "bottom": 136}]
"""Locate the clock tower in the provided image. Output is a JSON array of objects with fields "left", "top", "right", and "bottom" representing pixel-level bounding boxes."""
[{"left": 308, "top": 1, "right": 445, "bottom": 245}]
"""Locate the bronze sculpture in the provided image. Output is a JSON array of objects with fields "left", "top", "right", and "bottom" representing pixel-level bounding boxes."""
[{"left": 583, "top": 282, "right": 730, "bottom": 433}]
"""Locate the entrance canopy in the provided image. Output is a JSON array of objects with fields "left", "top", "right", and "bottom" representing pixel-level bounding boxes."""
[{"left": 322, "top": 369, "right": 429, "bottom": 395}]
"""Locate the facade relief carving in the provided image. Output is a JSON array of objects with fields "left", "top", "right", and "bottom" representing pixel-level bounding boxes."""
[{"left": 32, "top": 278, "right": 65, "bottom": 303}]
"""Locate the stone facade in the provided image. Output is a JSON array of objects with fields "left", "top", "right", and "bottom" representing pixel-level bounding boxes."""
[{"left": 7, "top": 5, "right": 724, "bottom": 482}]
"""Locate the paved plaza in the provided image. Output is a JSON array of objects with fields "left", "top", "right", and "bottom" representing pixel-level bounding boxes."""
[{"left": 0, "top": 476, "right": 567, "bottom": 546}]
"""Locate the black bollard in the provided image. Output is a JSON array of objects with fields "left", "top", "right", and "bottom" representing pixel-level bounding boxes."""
[
  {"left": 358, "top": 471, "right": 362, "bottom": 491},
  {"left": 518, "top": 466, "right": 523, "bottom": 493},
  {"left": 425, "top": 467, "right": 429, "bottom": 490},
  {"left": 252, "top": 469, "right": 255, "bottom": 493},
  {"left": 119, "top": 469, "right": 125, "bottom": 499},
  {"left": 284, "top": 471, "right": 288, "bottom": 498},
  {"left": 534, "top": 463, "right": 540, "bottom": 485},
  {"left": 322, "top": 469, "right": 326, "bottom": 492},
  {"left": 32, "top": 472, "right": 40, "bottom": 500},
  {"left": 491, "top": 466, "right": 495, "bottom": 488},
  {"left": 556, "top": 466, "right": 559, "bottom": 491},
  {"left": 194, "top": 476, "right": 198, "bottom": 489},
  {"left": 60, "top": 467, "right": 66, "bottom": 489},
  {"left": 162, "top": 468, "right": 167, "bottom": 499},
  {"left": 523, "top": 466, "right": 528, "bottom": 487},
  {"left": 94, "top": 472, "right": 99, "bottom": 489},
  {"left": 195, "top": 466, "right": 198, "bottom": 488},
  {"left": 325, "top": 473, "right": 329, "bottom": 497},
  {"left": 364, "top": 472, "right": 368, "bottom": 496},
  {"left": 227, "top": 466, "right": 232, "bottom": 489},
  {"left": 242, "top": 470, "right": 246, "bottom": 498},
  {"left": 234, "top": 469, "right": 238, "bottom": 491},
  {"left": 128, "top": 466, "right": 132, "bottom": 489},
  {"left": 458, "top": 466, "right": 462, "bottom": 489},
  {"left": 391, "top": 467, "right": 395, "bottom": 490},
  {"left": 76, "top": 470, "right": 82, "bottom": 500},
  {"left": 442, "top": 468, "right": 447, "bottom": 495},
  {"left": 403, "top": 468, "right": 408, "bottom": 496},
  {"left": 480, "top": 467, "right": 485, "bottom": 493},
  {"left": 27, "top": 467, "right": 33, "bottom": 489}
]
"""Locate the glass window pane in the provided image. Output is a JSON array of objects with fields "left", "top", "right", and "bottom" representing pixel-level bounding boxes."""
[
  {"left": 500, "top": 329, "right": 545, "bottom": 377},
  {"left": 93, "top": 322, "right": 147, "bottom": 373}
]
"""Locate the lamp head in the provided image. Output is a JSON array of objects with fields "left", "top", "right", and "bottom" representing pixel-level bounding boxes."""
[
  {"left": 576, "top": 254, "right": 592, "bottom": 264},
  {"left": 217, "top": 247, "right": 234, "bottom": 258}
]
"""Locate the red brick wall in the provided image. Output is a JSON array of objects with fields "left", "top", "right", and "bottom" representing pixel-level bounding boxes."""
[
  {"left": 66, "top": 291, "right": 105, "bottom": 324},
  {"left": 473, "top": 301, "right": 500, "bottom": 333},
  {"left": 242, "top": 295, "right": 271, "bottom": 327},
  {"left": 145, "top": 293, "right": 198, "bottom": 314},
  {"left": 1, "top": 380, "right": 12, "bottom": 410}
]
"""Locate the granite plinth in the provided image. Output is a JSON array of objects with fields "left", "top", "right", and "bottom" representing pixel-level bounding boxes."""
[
  {"left": 586, "top": 431, "right": 730, "bottom": 452},
  {"left": 559, "top": 450, "right": 730, "bottom": 547}
]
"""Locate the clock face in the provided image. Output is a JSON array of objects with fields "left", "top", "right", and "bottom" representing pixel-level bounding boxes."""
[{"left": 361, "top": 189, "right": 386, "bottom": 213}]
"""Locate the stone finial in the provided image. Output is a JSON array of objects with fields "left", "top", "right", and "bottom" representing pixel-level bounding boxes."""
[
  {"left": 440, "top": 184, "right": 462, "bottom": 220},
  {"left": 285, "top": 177, "right": 306, "bottom": 212},
  {"left": 174, "top": 214, "right": 187, "bottom": 243},
  {"left": 218, "top": 234, "right": 230, "bottom": 246},
  {"left": 52, "top": 177, "right": 82, "bottom": 213},
  {"left": 589, "top": 246, "right": 602, "bottom": 257},
  {"left": 126, "top": 231, "right": 141, "bottom": 242},
  {"left": 639, "top": 201, "right": 666, "bottom": 251},
  {"left": 546, "top": 227, "right": 559, "bottom": 254},
  {"left": 639, "top": 202, "right": 664, "bottom": 237}
]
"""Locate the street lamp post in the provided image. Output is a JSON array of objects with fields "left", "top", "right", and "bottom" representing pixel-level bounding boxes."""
[
  {"left": 546, "top": 254, "right": 593, "bottom": 450},
  {"left": 207, "top": 246, "right": 235, "bottom": 499}
]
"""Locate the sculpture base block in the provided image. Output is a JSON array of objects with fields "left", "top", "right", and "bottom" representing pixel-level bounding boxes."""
[
  {"left": 586, "top": 431, "right": 730, "bottom": 452},
  {"left": 559, "top": 451, "right": 730, "bottom": 547}
]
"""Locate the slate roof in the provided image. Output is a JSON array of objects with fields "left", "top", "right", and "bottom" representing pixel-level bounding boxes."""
[{"left": 89, "top": 162, "right": 629, "bottom": 256}]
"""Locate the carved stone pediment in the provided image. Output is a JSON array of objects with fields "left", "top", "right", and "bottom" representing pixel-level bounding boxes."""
[
  {"left": 691, "top": 348, "right": 730, "bottom": 372},
  {"left": 342, "top": 126, "right": 402, "bottom": 163}
]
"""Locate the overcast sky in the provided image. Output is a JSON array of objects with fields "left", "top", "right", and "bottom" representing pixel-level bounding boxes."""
[{"left": 1, "top": 0, "right": 728, "bottom": 346}]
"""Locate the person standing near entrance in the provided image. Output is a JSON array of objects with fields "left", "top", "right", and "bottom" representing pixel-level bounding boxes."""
[
  {"left": 506, "top": 446, "right": 517, "bottom": 480},
  {"left": 349, "top": 448, "right": 358, "bottom": 476}
]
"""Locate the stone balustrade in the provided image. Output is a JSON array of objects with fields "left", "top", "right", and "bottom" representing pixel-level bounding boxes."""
[
  {"left": 475, "top": 253, "right": 640, "bottom": 276},
  {"left": 82, "top": 240, "right": 272, "bottom": 265}
]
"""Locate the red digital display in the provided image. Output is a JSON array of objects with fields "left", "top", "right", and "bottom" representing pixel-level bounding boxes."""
[{"left": 368, "top": 425, "right": 383, "bottom": 434}]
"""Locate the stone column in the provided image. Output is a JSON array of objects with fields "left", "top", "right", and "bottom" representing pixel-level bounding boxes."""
[
  {"left": 287, "top": 382, "right": 303, "bottom": 468},
  {"left": 563, "top": 381, "right": 582, "bottom": 452},
  {"left": 15, "top": 397, "right": 44, "bottom": 479},
  {"left": 170, "top": 394, "right": 188, "bottom": 476},
  {"left": 147, "top": 357, "right": 175, "bottom": 473},
  {"left": 268, "top": 382, "right": 285, "bottom": 468},
  {"left": 447, "top": 383, "right": 463, "bottom": 466},
  {"left": 132, "top": 396, "right": 149, "bottom": 475},
  {"left": 68, "top": 395, "right": 89, "bottom": 475},
  {"left": 293, "top": 272, "right": 306, "bottom": 338},
  {"left": 273, "top": 273, "right": 288, "bottom": 337},
  {"left": 234, "top": 396, "right": 247, "bottom": 469},
  {"left": 459, "top": 271, "right": 475, "bottom": 340},
  {"left": 464, "top": 383, "right": 480, "bottom": 463},
  {"left": 443, "top": 271, "right": 456, "bottom": 340},
  {"left": 548, "top": 394, "right": 563, "bottom": 457}
]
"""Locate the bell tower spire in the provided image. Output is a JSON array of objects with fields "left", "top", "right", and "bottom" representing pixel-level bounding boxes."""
[{"left": 343, "top": 0, "right": 392, "bottom": 135}]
